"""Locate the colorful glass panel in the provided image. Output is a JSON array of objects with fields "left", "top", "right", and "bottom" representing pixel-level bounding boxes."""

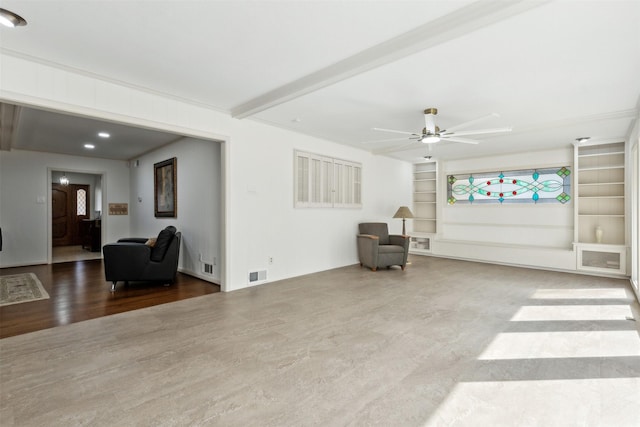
[{"left": 447, "top": 167, "right": 571, "bottom": 204}]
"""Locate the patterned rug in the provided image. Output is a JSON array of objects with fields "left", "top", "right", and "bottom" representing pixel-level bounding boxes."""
[{"left": 0, "top": 273, "right": 50, "bottom": 307}]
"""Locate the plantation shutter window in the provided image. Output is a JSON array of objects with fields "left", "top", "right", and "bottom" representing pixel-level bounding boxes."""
[
  {"left": 296, "top": 153, "right": 310, "bottom": 205},
  {"left": 294, "top": 150, "right": 362, "bottom": 209},
  {"left": 322, "top": 158, "right": 333, "bottom": 204},
  {"left": 354, "top": 166, "right": 362, "bottom": 205}
]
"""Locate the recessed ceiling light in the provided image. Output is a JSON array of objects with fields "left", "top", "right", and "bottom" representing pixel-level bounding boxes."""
[
  {"left": 98, "top": 132, "right": 110, "bottom": 138},
  {"left": 0, "top": 8, "right": 27, "bottom": 28},
  {"left": 576, "top": 137, "right": 590, "bottom": 143},
  {"left": 84, "top": 144, "right": 95, "bottom": 149}
]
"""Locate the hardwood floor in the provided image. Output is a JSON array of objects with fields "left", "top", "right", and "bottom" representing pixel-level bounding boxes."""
[{"left": 0, "top": 259, "right": 219, "bottom": 339}]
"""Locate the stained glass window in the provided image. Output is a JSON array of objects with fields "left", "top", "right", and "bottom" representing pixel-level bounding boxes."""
[
  {"left": 447, "top": 167, "right": 571, "bottom": 205},
  {"left": 77, "top": 189, "right": 87, "bottom": 215}
]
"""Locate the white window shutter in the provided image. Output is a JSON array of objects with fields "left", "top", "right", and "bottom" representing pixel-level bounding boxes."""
[
  {"left": 295, "top": 152, "right": 310, "bottom": 207},
  {"left": 295, "top": 150, "right": 361, "bottom": 209}
]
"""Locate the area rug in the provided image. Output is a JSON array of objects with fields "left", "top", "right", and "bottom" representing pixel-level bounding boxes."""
[{"left": 0, "top": 273, "right": 50, "bottom": 307}]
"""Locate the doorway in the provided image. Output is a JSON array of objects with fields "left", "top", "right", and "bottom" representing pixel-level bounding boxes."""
[{"left": 51, "top": 171, "right": 103, "bottom": 263}]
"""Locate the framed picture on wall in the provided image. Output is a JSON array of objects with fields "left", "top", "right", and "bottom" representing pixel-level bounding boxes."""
[{"left": 154, "top": 157, "right": 177, "bottom": 217}]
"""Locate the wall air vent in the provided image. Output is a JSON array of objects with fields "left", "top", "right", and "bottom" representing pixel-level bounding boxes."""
[
  {"left": 248, "top": 270, "right": 267, "bottom": 285},
  {"left": 202, "top": 263, "right": 214, "bottom": 275}
]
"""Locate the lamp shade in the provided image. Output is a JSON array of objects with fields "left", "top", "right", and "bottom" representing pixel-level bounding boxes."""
[{"left": 393, "top": 206, "right": 414, "bottom": 219}]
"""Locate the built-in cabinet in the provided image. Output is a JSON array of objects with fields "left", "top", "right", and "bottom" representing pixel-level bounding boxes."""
[
  {"left": 406, "top": 147, "right": 629, "bottom": 277},
  {"left": 410, "top": 162, "right": 437, "bottom": 254},
  {"left": 574, "top": 141, "right": 627, "bottom": 274}
]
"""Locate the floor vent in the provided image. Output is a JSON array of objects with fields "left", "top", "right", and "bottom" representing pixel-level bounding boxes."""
[{"left": 248, "top": 270, "right": 267, "bottom": 284}]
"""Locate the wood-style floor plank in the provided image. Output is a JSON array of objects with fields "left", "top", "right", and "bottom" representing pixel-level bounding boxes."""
[{"left": 0, "top": 259, "right": 219, "bottom": 339}]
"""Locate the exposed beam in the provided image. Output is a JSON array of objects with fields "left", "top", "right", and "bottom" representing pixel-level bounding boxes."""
[
  {"left": 0, "top": 102, "right": 22, "bottom": 151},
  {"left": 231, "top": 0, "right": 551, "bottom": 119}
]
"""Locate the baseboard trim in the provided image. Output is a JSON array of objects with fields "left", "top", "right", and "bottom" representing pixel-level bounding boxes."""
[{"left": 177, "top": 267, "right": 220, "bottom": 286}]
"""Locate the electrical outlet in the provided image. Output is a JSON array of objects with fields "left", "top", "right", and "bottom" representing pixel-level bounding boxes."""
[{"left": 268, "top": 257, "right": 273, "bottom": 265}]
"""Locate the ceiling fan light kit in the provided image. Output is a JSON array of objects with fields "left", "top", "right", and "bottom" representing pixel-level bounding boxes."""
[
  {"left": 421, "top": 135, "right": 440, "bottom": 144},
  {"left": 0, "top": 8, "right": 27, "bottom": 28}
]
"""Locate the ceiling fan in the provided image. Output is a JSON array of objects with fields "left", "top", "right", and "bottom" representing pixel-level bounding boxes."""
[{"left": 371, "top": 108, "right": 512, "bottom": 145}]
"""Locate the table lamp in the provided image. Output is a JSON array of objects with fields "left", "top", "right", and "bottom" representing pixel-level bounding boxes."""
[{"left": 393, "top": 206, "right": 414, "bottom": 235}]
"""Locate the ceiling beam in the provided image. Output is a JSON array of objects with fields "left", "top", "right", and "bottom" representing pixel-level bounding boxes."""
[
  {"left": 231, "top": 0, "right": 551, "bottom": 119},
  {"left": 0, "top": 102, "right": 22, "bottom": 151}
]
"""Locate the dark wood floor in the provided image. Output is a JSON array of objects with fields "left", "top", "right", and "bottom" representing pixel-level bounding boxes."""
[{"left": 0, "top": 259, "right": 219, "bottom": 339}]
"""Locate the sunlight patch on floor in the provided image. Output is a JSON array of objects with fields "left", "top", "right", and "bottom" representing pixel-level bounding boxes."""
[
  {"left": 424, "top": 378, "right": 640, "bottom": 427},
  {"left": 478, "top": 331, "right": 640, "bottom": 360},
  {"left": 529, "top": 287, "right": 629, "bottom": 299},
  {"left": 510, "top": 305, "right": 634, "bottom": 321}
]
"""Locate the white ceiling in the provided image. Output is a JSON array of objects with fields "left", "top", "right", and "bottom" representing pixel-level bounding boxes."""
[{"left": 1, "top": 0, "right": 639, "bottom": 163}]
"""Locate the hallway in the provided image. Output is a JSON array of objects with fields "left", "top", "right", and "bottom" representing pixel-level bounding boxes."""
[{"left": 52, "top": 245, "right": 102, "bottom": 263}]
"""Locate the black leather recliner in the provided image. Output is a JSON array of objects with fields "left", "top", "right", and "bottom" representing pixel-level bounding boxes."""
[{"left": 103, "top": 226, "right": 181, "bottom": 291}]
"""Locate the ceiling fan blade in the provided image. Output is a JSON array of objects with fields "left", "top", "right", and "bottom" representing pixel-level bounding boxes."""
[
  {"left": 444, "top": 113, "right": 500, "bottom": 133},
  {"left": 360, "top": 136, "right": 413, "bottom": 144},
  {"left": 443, "top": 127, "right": 512, "bottom": 137},
  {"left": 373, "top": 141, "right": 423, "bottom": 155},
  {"left": 372, "top": 127, "right": 420, "bottom": 136},
  {"left": 442, "top": 136, "right": 480, "bottom": 145}
]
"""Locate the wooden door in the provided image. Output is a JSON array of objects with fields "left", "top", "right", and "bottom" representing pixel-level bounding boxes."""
[
  {"left": 52, "top": 184, "right": 71, "bottom": 246},
  {"left": 52, "top": 184, "right": 90, "bottom": 247}
]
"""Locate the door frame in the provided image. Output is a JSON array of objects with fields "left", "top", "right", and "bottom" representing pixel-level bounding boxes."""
[
  {"left": 47, "top": 168, "right": 107, "bottom": 264},
  {"left": 4, "top": 97, "right": 227, "bottom": 291}
]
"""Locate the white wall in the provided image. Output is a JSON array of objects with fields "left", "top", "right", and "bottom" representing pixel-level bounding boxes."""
[
  {"left": 0, "top": 52, "right": 412, "bottom": 291},
  {"left": 0, "top": 149, "right": 130, "bottom": 267},
  {"left": 128, "top": 137, "right": 222, "bottom": 283},
  {"left": 431, "top": 148, "right": 577, "bottom": 270},
  {"left": 227, "top": 119, "right": 412, "bottom": 287}
]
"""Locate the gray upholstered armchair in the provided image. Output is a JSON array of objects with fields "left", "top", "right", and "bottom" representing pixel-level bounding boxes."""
[
  {"left": 357, "top": 222, "right": 410, "bottom": 271},
  {"left": 103, "top": 226, "right": 181, "bottom": 291}
]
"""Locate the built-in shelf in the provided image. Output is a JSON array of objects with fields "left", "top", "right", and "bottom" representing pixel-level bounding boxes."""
[
  {"left": 409, "top": 235, "right": 432, "bottom": 254},
  {"left": 574, "top": 141, "right": 626, "bottom": 275},
  {"left": 578, "top": 165, "right": 625, "bottom": 171},
  {"left": 578, "top": 214, "right": 625, "bottom": 217},
  {"left": 575, "top": 243, "right": 627, "bottom": 275},
  {"left": 411, "top": 161, "right": 437, "bottom": 245},
  {"left": 578, "top": 182, "right": 625, "bottom": 185}
]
